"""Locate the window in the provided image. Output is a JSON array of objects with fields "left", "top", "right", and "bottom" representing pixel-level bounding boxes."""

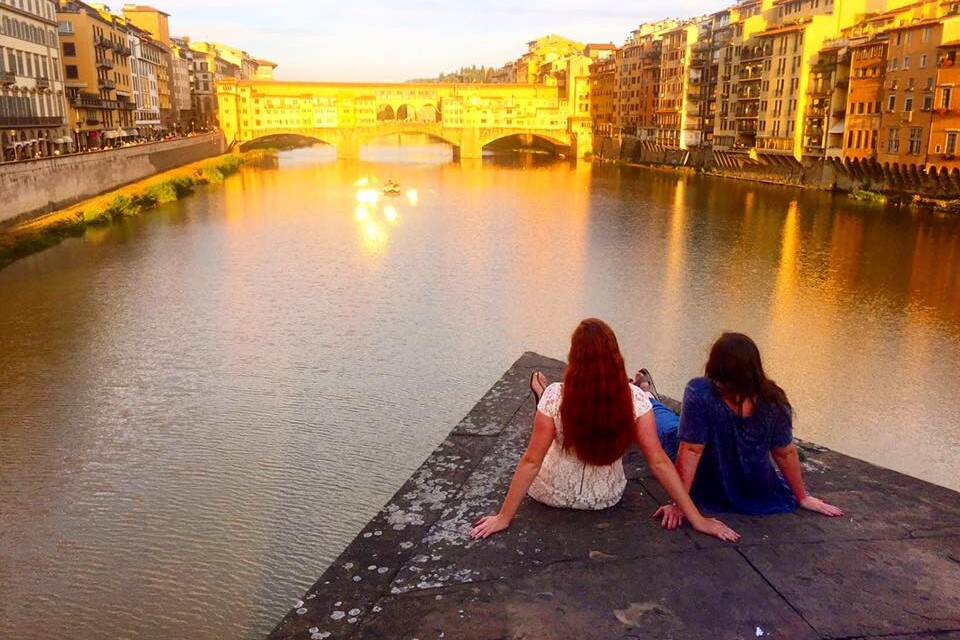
[
  {"left": 65, "top": 64, "right": 78, "bottom": 79},
  {"left": 920, "top": 54, "right": 928, "bottom": 69},
  {"left": 905, "top": 96, "right": 913, "bottom": 112},
  {"left": 908, "top": 127, "right": 922, "bottom": 154},
  {"left": 923, "top": 94, "right": 934, "bottom": 110},
  {"left": 888, "top": 94, "right": 896, "bottom": 112},
  {"left": 904, "top": 55, "right": 910, "bottom": 69},
  {"left": 62, "top": 42, "right": 75, "bottom": 56},
  {"left": 887, "top": 128, "right": 900, "bottom": 153},
  {"left": 947, "top": 132, "right": 958, "bottom": 155},
  {"left": 943, "top": 87, "right": 953, "bottom": 109}
]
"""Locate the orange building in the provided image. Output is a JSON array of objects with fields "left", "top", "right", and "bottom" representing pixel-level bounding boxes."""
[
  {"left": 877, "top": 16, "right": 960, "bottom": 165},
  {"left": 844, "top": 38, "right": 887, "bottom": 160},
  {"left": 928, "top": 41, "right": 960, "bottom": 169}
]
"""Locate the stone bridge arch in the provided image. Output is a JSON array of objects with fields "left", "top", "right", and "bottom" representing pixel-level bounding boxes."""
[
  {"left": 238, "top": 128, "right": 339, "bottom": 149},
  {"left": 479, "top": 130, "right": 571, "bottom": 151}
]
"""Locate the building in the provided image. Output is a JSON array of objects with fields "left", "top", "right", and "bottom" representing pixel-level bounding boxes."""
[
  {"left": 0, "top": 0, "right": 71, "bottom": 160},
  {"left": 170, "top": 35, "right": 194, "bottom": 128},
  {"left": 802, "top": 38, "right": 851, "bottom": 159},
  {"left": 877, "top": 15, "right": 960, "bottom": 165},
  {"left": 127, "top": 22, "right": 161, "bottom": 137},
  {"left": 928, "top": 39, "right": 960, "bottom": 168},
  {"left": 616, "top": 20, "right": 675, "bottom": 140},
  {"left": 121, "top": 4, "right": 174, "bottom": 128},
  {"left": 57, "top": 0, "right": 135, "bottom": 150},
  {"left": 589, "top": 54, "right": 616, "bottom": 135},
  {"left": 844, "top": 37, "right": 887, "bottom": 160}
]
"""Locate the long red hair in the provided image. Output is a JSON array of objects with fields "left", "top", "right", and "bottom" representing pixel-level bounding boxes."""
[{"left": 559, "top": 318, "right": 635, "bottom": 465}]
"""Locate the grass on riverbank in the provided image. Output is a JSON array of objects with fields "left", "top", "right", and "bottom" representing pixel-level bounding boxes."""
[{"left": 0, "top": 152, "right": 268, "bottom": 271}]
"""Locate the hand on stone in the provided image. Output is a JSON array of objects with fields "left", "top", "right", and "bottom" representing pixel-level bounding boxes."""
[
  {"left": 692, "top": 516, "right": 741, "bottom": 542},
  {"left": 652, "top": 503, "right": 685, "bottom": 530},
  {"left": 799, "top": 495, "right": 843, "bottom": 517},
  {"left": 469, "top": 514, "right": 510, "bottom": 540}
]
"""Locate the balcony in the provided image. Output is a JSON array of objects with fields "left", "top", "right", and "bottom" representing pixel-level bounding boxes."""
[
  {"left": 72, "top": 92, "right": 103, "bottom": 108},
  {"left": 99, "top": 78, "right": 117, "bottom": 90},
  {"left": 96, "top": 58, "right": 115, "bottom": 69},
  {"left": 118, "top": 99, "right": 135, "bottom": 110},
  {"left": 95, "top": 36, "right": 112, "bottom": 49},
  {"left": 0, "top": 116, "right": 64, "bottom": 127},
  {"left": 115, "top": 44, "right": 131, "bottom": 56},
  {"left": 0, "top": 71, "right": 15, "bottom": 85},
  {"left": 36, "top": 77, "right": 50, "bottom": 90},
  {"left": 85, "top": 118, "right": 100, "bottom": 126},
  {"left": 740, "top": 46, "right": 772, "bottom": 62}
]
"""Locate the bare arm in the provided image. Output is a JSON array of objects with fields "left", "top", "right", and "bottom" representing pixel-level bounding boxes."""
[
  {"left": 635, "top": 412, "right": 740, "bottom": 541},
  {"left": 469, "top": 410, "right": 556, "bottom": 539},
  {"left": 654, "top": 441, "right": 705, "bottom": 529},
  {"left": 771, "top": 444, "right": 843, "bottom": 517}
]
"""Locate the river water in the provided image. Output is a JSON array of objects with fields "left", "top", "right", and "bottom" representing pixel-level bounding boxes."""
[{"left": 2, "top": 143, "right": 959, "bottom": 639}]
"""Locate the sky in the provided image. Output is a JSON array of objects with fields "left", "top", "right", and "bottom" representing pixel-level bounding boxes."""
[{"left": 156, "top": 0, "right": 733, "bottom": 82}]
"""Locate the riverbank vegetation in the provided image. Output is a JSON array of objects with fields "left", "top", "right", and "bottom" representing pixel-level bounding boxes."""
[{"left": 0, "top": 151, "right": 270, "bottom": 271}]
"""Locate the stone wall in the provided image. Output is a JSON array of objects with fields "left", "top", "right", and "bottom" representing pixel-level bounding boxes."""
[
  {"left": 0, "top": 132, "right": 227, "bottom": 226},
  {"left": 593, "top": 134, "right": 960, "bottom": 199}
]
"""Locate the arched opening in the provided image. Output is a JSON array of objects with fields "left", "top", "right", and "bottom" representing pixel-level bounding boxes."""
[
  {"left": 376, "top": 104, "right": 395, "bottom": 122},
  {"left": 417, "top": 104, "right": 439, "bottom": 123},
  {"left": 396, "top": 104, "right": 416, "bottom": 122},
  {"left": 482, "top": 133, "right": 569, "bottom": 158},
  {"left": 239, "top": 133, "right": 333, "bottom": 153}
]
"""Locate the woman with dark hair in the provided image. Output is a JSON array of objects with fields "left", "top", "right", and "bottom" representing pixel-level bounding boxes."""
[
  {"left": 655, "top": 332, "right": 843, "bottom": 529},
  {"left": 469, "top": 318, "right": 740, "bottom": 541}
]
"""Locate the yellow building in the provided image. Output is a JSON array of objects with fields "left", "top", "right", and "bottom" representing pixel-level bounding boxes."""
[
  {"left": 57, "top": 0, "right": 135, "bottom": 149},
  {"left": 121, "top": 4, "right": 173, "bottom": 126}
]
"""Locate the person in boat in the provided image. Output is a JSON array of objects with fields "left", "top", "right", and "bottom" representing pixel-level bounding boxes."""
[
  {"left": 469, "top": 318, "right": 740, "bottom": 542},
  {"left": 654, "top": 332, "right": 843, "bottom": 529}
]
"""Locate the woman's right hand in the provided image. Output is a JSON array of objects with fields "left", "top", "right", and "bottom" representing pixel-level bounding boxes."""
[
  {"left": 469, "top": 514, "right": 511, "bottom": 540},
  {"left": 692, "top": 516, "right": 741, "bottom": 542},
  {"left": 799, "top": 495, "right": 844, "bottom": 517}
]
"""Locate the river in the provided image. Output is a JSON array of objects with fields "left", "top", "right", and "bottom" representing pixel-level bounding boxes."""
[{"left": 1, "top": 142, "right": 958, "bottom": 639}]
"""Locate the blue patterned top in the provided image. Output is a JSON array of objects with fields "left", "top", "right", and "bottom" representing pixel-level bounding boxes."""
[{"left": 679, "top": 377, "right": 797, "bottom": 515}]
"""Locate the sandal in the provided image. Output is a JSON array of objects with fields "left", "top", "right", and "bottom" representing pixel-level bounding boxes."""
[
  {"left": 634, "top": 368, "right": 661, "bottom": 401},
  {"left": 529, "top": 370, "right": 547, "bottom": 406}
]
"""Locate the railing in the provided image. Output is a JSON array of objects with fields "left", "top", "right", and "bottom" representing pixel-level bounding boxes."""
[
  {"left": 85, "top": 118, "right": 100, "bottom": 126},
  {"left": 96, "top": 58, "right": 115, "bottom": 69},
  {"left": 99, "top": 78, "right": 117, "bottom": 90},
  {"left": 118, "top": 100, "right": 135, "bottom": 110},
  {"left": 72, "top": 93, "right": 103, "bottom": 108},
  {"left": 115, "top": 44, "right": 131, "bottom": 56},
  {"left": 94, "top": 36, "right": 112, "bottom": 49},
  {"left": 36, "top": 77, "right": 50, "bottom": 89},
  {"left": 0, "top": 116, "right": 65, "bottom": 127}
]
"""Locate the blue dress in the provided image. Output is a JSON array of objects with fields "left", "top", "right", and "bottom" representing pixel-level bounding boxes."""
[{"left": 679, "top": 377, "right": 797, "bottom": 515}]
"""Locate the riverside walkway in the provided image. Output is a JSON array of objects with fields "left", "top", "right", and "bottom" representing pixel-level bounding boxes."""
[{"left": 270, "top": 352, "right": 960, "bottom": 640}]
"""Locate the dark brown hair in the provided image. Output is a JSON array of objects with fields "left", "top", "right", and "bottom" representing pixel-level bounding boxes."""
[
  {"left": 705, "top": 332, "right": 791, "bottom": 414},
  {"left": 560, "top": 318, "right": 635, "bottom": 465}
]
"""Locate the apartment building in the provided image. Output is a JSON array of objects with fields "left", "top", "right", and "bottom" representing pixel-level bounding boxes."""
[
  {"left": 0, "top": 0, "right": 70, "bottom": 160},
  {"left": 616, "top": 20, "right": 673, "bottom": 139},
  {"left": 844, "top": 37, "right": 887, "bottom": 159},
  {"left": 802, "top": 38, "right": 851, "bottom": 159},
  {"left": 714, "top": 0, "right": 766, "bottom": 149},
  {"left": 877, "top": 16, "right": 960, "bottom": 165},
  {"left": 928, "top": 40, "right": 960, "bottom": 168},
  {"left": 57, "top": 0, "right": 135, "bottom": 149},
  {"left": 589, "top": 54, "right": 616, "bottom": 135},
  {"left": 656, "top": 21, "right": 700, "bottom": 148},
  {"left": 128, "top": 22, "right": 161, "bottom": 136}
]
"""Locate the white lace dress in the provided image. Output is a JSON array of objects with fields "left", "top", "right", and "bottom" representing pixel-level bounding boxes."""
[{"left": 527, "top": 382, "right": 652, "bottom": 510}]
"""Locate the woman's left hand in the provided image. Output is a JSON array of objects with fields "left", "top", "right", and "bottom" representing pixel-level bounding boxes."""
[
  {"left": 652, "top": 503, "right": 685, "bottom": 529},
  {"left": 469, "top": 514, "right": 511, "bottom": 539},
  {"left": 799, "top": 495, "right": 844, "bottom": 517}
]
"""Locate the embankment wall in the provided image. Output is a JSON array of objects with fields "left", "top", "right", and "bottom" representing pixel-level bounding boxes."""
[
  {"left": 0, "top": 132, "right": 227, "bottom": 225},
  {"left": 594, "top": 134, "right": 960, "bottom": 199}
]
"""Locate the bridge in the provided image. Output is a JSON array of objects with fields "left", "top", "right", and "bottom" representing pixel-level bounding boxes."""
[{"left": 215, "top": 80, "right": 591, "bottom": 159}]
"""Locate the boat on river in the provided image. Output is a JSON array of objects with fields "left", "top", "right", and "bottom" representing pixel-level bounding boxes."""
[{"left": 383, "top": 180, "right": 401, "bottom": 196}]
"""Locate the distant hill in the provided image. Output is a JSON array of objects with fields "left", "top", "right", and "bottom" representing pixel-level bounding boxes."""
[{"left": 407, "top": 65, "right": 501, "bottom": 83}]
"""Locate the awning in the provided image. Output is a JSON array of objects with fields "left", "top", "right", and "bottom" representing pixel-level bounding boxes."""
[
  {"left": 129, "top": 128, "right": 140, "bottom": 136},
  {"left": 118, "top": 129, "right": 130, "bottom": 137},
  {"left": 829, "top": 121, "right": 845, "bottom": 134},
  {"left": 103, "top": 130, "right": 120, "bottom": 139},
  {"left": 54, "top": 136, "right": 73, "bottom": 144}
]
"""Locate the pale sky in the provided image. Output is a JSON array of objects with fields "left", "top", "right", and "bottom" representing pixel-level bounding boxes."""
[{"left": 156, "top": 0, "right": 732, "bottom": 82}]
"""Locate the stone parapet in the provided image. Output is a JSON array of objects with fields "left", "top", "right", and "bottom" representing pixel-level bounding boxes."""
[{"left": 0, "top": 133, "right": 227, "bottom": 226}]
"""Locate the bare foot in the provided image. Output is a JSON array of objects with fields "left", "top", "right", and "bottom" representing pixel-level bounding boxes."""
[
  {"left": 633, "top": 368, "right": 660, "bottom": 401},
  {"left": 530, "top": 371, "right": 548, "bottom": 406}
]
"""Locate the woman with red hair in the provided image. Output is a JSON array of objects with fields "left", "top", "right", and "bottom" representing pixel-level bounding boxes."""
[{"left": 470, "top": 318, "right": 740, "bottom": 541}]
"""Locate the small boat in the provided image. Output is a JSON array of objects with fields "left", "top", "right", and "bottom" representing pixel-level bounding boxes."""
[{"left": 383, "top": 181, "right": 401, "bottom": 196}]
